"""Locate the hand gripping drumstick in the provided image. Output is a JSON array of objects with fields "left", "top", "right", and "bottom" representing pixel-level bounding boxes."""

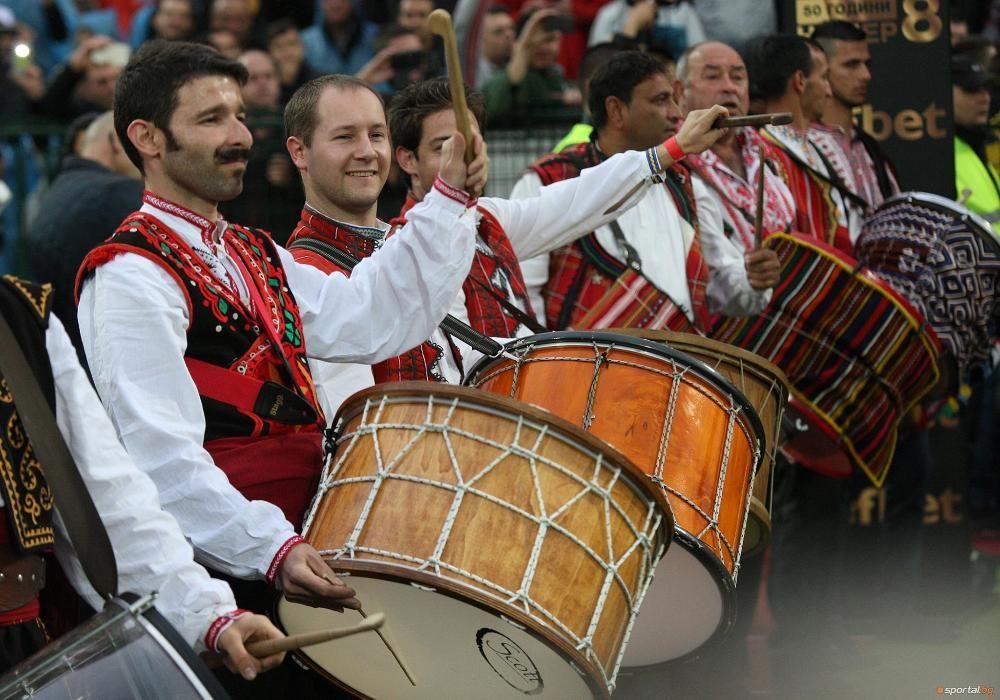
[
  {"left": 246, "top": 613, "right": 385, "bottom": 657},
  {"left": 427, "top": 9, "right": 476, "bottom": 165}
]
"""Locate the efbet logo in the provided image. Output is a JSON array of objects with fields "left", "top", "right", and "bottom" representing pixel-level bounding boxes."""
[{"left": 937, "top": 687, "right": 995, "bottom": 696}]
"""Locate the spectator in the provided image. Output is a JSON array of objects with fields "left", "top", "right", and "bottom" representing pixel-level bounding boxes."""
[
  {"left": 952, "top": 44, "right": 1000, "bottom": 233},
  {"left": 482, "top": 7, "right": 581, "bottom": 123},
  {"left": 200, "top": 27, "right": 241, "bottom": 58},
  {"left": 219, "top": 49, "right": 301, "bottom": 240},
  {"left": 589, "top": 0, "right": 704, "bottom": 60},
  {"left": 357, "top": 24, "right": 429, "bottom": 95},
  {"left": 475, "top": 4, "right": 515, "bottom": 87},
  {"left": 266, "top": 18, "right": 316, "bottom": 103},
  {"left": 42, "top": 34, "right": 128, "bottom": 120},
  {"left": 24, "top": 111, "right": 143, "bottom": 357},
  {"left": 209, "top": 0, "right": 256, "bottom": 50},
  {"left": 397, "top": 0, "right": 432, "bottom": 33},
  {"left": 301, "top": 0, "right": 378, "bottom": 76},
  {"left": 691, "top": 0, "right": 777, "bottom": 52},
  {"left": 130, "top": 0, "right": 197, "bottom": 47},
  {"left": 0, "top": 6, "right": 45, "bottom": 119}
]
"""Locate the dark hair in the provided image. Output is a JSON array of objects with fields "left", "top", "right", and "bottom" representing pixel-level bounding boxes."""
[
  {"left": 265, "top": 18, "right": 299, "bottom": 45},
  {"left": 387, "top": 77, "right": 487, "bottom": 153},
  {"left": 284, "top": 74, "right": 384, "bottom": 145},
  {"left": 485, "top": 4, "right": 509, "bottom": 16},
  {"left": 744, "top": 33, "right": 819, "bottom": 102},
  {"left": 810, "top": 20, "right": 867, "bottom": 44},
  {"left": 61, "top": 111, "right": 101, "bottom": 161},
  {"left": 113, "top": 40, "right": 248, "bottom": 172},
  {"left": 373, "top": 22, "right": 417, "bottom": 52},
  {"left": 587, "top": 50, "right": 668, "bottom": 130},
  {"left": 578, "top": 42, "right": 623, "bottom": 95}
]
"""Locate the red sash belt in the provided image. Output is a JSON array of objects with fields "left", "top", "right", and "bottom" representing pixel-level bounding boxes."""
[
  {"left": 204, "top": 433, "right": 323, "bottom": 530},
  {"left": 185, "top": 358, "right": 318, "bottom": 426}
]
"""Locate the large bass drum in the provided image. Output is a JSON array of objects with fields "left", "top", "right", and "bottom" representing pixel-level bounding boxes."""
[
  {"left": 0, "top": 594, "right": 228, "bottom": 699},
  {"left": 278, "top": 383, "right": 673, "bottom": 698}
]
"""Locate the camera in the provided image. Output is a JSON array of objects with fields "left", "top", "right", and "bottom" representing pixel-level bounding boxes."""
[{"left": 540, "top": 14, "right": 574, "bottom": 33}]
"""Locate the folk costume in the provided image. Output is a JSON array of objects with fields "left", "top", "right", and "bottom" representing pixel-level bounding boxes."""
[
  {"left": 289, "top": 149, "right": 677, "bottom": 416},
  {"left": 0, "top": 276, "right": 241, "bottom": 671},
  {"left": 515, "top": 139, "right": 770, "bottom": 334},
  {"left": 761, "top": 124, "right": 861, "bottom": 254},
  {"left": 686, "top": 127, "right": 797, "bottom": 252},
  {"left": 809, "top": 122, "right": 899, "bottom": 213},
  {"left": 76, "top": 185, "right": 476, "bottom": 590}
]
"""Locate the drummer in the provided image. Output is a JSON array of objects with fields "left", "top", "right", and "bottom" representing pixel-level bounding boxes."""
[
  {"left": 0, "top": 276, "right": 283, "bottom": 679},
  {"left": 678, "top": 41, "right": 797, "bottom": 252},
  {"left": 515, "top": 50, "right": 780, "bottom": 333},
  {"left": 283, "top": 73, "right": 732, "bottom": 415},
  {"left": 75, "top": 39, "right": 484, "bottom": 697}
]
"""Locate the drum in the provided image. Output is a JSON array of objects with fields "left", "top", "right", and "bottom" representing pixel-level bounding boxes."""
[
  {"left": 856, "top": 191, "right": 1000, "bottom": 373},
  {"left": 278, "top": 383, "right": 672, "bottom": 699},
  {"left": 608, "top": 329, "right": 789, "bottom": 557},
  {"left": 0, "top": 594, "right": 227, "bottom": 699},
  {"left": 712, "top": 232, "right": 942, "bottom": 488},
  {"left": 465, "top": 331, "right": 765, "bottom": 665}
]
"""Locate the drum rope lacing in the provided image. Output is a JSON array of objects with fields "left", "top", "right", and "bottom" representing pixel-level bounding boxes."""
[
  {"left": 307, "top": 393, "right": 668, "bottom": 691},
  {"left": 472, "top": 344, "right": 760, "bottom": 575}
]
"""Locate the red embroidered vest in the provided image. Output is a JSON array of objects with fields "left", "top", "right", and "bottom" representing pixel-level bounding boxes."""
[
  {"left": 531, "top": 142, "right": 713, "bottom": 332},
  {"left": 76, "top": 209, "right": 324, "bottom": 527},
  {"left": 287, "top": 207, "right": 449, "bottom": 383}
]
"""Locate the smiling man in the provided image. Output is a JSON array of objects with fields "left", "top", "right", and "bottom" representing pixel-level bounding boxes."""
[{"left": 75, "top": 40, "right": 481, "bottom": 697}]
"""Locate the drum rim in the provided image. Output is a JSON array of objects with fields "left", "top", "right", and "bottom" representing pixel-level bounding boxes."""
[
  {"left": 332, "top": 381, "right": 678, "bottom": 535},
  {"left": 876, "top": 191, "right": 997, "bottom": 246},
  {"left": 276, "top": 560, "right": 614, "bottom": 699},
  {"left": 624, "top": 528, "right": 738, "bottom": 668},
  {"left": 464, "top": 330, "right": 769, "bottom": 459},
  {"left": 742, "top": 497, "right": 772, "bottom": 557}
]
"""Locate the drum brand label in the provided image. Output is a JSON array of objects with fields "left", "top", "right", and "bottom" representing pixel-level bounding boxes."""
[{"left": 476, "top": 628, "right": 544, "bottom": 695}]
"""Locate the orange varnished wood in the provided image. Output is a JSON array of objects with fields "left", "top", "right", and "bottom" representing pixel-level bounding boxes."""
[
  {"left": 471, "top": 337, "right": 763, "bottom": 575},
  {"left": 616, "top": 330, "right": 788, "bottom": 556},
  {"left": 304, "top": 383, "right": 672, "bottom": 691}
]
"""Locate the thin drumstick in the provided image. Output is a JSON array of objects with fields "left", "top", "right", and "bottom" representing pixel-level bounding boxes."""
[
  {"left": 247, "top": 613, "right": 385, "bottom": 657},
  {"left": 319, "top": 572, "right": 417, "bottom": 686},
  {"left": 713, "top": 113, "right": 793, "bottom": 129},
  {"left": 754, "top": 144, "right": 766, "bottom": 249},
  {"left": 427, "top": 9, "right": 475, "bottom": 164}
]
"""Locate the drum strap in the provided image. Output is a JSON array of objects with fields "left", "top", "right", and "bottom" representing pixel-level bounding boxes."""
[
  {"left": 288, "top": 237, "right": 509, "bottom": 358},
  {"left": 768, "top": 131, "right": 870, "bottom": 211},
  {"left": 0, "top": 312, "right": 118, "bottom": 600}
]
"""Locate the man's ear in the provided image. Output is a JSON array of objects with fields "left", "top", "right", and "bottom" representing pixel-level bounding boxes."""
[
  {"left": 791, "top": 69, "right": 806, "bottom": 95},
  {"left": 395, "top": 145, "right": 419, "bottom": 178},
  {"left": 125, "top": 119, "right": 164, "bottom": 163},
  {"left": 605, "top": 95, "right": 627, "bottom": 129},
  {"left": 286, "top": 135, "right": 308, "bottom": 171}
]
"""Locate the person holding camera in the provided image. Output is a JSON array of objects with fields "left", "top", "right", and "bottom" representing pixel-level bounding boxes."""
[
  {"left": 481, "top": 7, "right": 581, "bottom": 123},
  {"left": 42, "top": 33, "right": 129, "bottom": 120},
  {"left": 589, "top": 0, "right": 704, "bottom": 60},
  {"left": 1, "top": 6, "right": 44, "bottom": 120}
]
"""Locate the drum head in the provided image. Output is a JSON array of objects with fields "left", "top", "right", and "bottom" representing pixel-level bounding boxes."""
[
  {"left": 278, "top": 574, "right": 599, "bottom": 699},
  {"left": 622, "top": 531, "right": 736, "bottom": 667}
]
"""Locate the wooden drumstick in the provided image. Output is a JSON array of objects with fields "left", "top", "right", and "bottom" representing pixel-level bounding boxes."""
[
  {"left": 753, "top": 144, "right": 766, "bottom": 249},
  {"left": 427, "top": 9, "right": 476, "bottom": 165},
  {"left": 713, "top": 112, "right": 793, "bottom": 129},
  {"left": 320, "top": 572, "right": 417, "bottom": 686},
  {"left": 246, "top": 613, "right": 385, "bottom": 657}
]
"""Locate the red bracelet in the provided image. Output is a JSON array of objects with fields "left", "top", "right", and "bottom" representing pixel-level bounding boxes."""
[{"left": 664, "top": 136, "right": 686, "bottom": 162}]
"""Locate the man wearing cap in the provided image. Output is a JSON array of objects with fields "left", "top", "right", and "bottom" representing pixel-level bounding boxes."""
[{"left": 952, "top": 44, "right": 1000, "bottom": 234}]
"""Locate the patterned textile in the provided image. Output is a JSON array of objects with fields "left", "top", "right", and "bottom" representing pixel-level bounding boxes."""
[
  {"left": 530, "top": 142, "right": 712, "bottom": 332},
  {"left": 77, "top": 212, "right": 324, "bottom": 439},
  {"left": 810, "top": 123, "right": 899, "bottom": 211},
  {"left": 763, "top": 125, "right": 852, "bottom": 254},
  {"left": 711, "top": 232, "right": 942, "bottom": 487},
  {"left": 855, "top": 192, "right": 1000, "bottom": 373},
  {"left": 287, "top": 207, "right": 448, "bottom": 383},
  {"left": 687, "top": 127, "right": 797, "bottom": 249},
  {"left": 392, "top": 197, "right": 535, "bottom": 338},
  {"left": 575, "top": 268, "right": 696, "bottom": 333},
  {"left": 0, "top": 277, "right": 55, "bottom": 553}
]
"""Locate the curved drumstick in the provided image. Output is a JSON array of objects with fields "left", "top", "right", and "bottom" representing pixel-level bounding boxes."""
[
  {"left": 246, "top": 613, "right": 385, "bottom": 657},
  {"left": 427, "top": 9, "right": 476, "bottom": 164}
]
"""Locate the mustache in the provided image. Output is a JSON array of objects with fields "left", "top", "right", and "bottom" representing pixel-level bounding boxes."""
[{"left": 216, "top": 147, "right": 250, "bottom": 164}]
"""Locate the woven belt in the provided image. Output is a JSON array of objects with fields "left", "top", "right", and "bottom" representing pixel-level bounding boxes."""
[{"left": 0, "top": 546, "right": 46, "bottom": 612}]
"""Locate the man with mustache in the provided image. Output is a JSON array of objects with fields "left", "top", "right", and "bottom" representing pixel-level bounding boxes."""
[
  {"left": 516, "top": 50, "right": 779, "bottom": 334},
  {"left": 678, "top": 41, "right": 797, "bottom": 251},
  {"left": 809, "top": 20, "right": 899, "bottom": 214},
  {"left": 75, "top": 40, "right": 481, "bottom": 697}
]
